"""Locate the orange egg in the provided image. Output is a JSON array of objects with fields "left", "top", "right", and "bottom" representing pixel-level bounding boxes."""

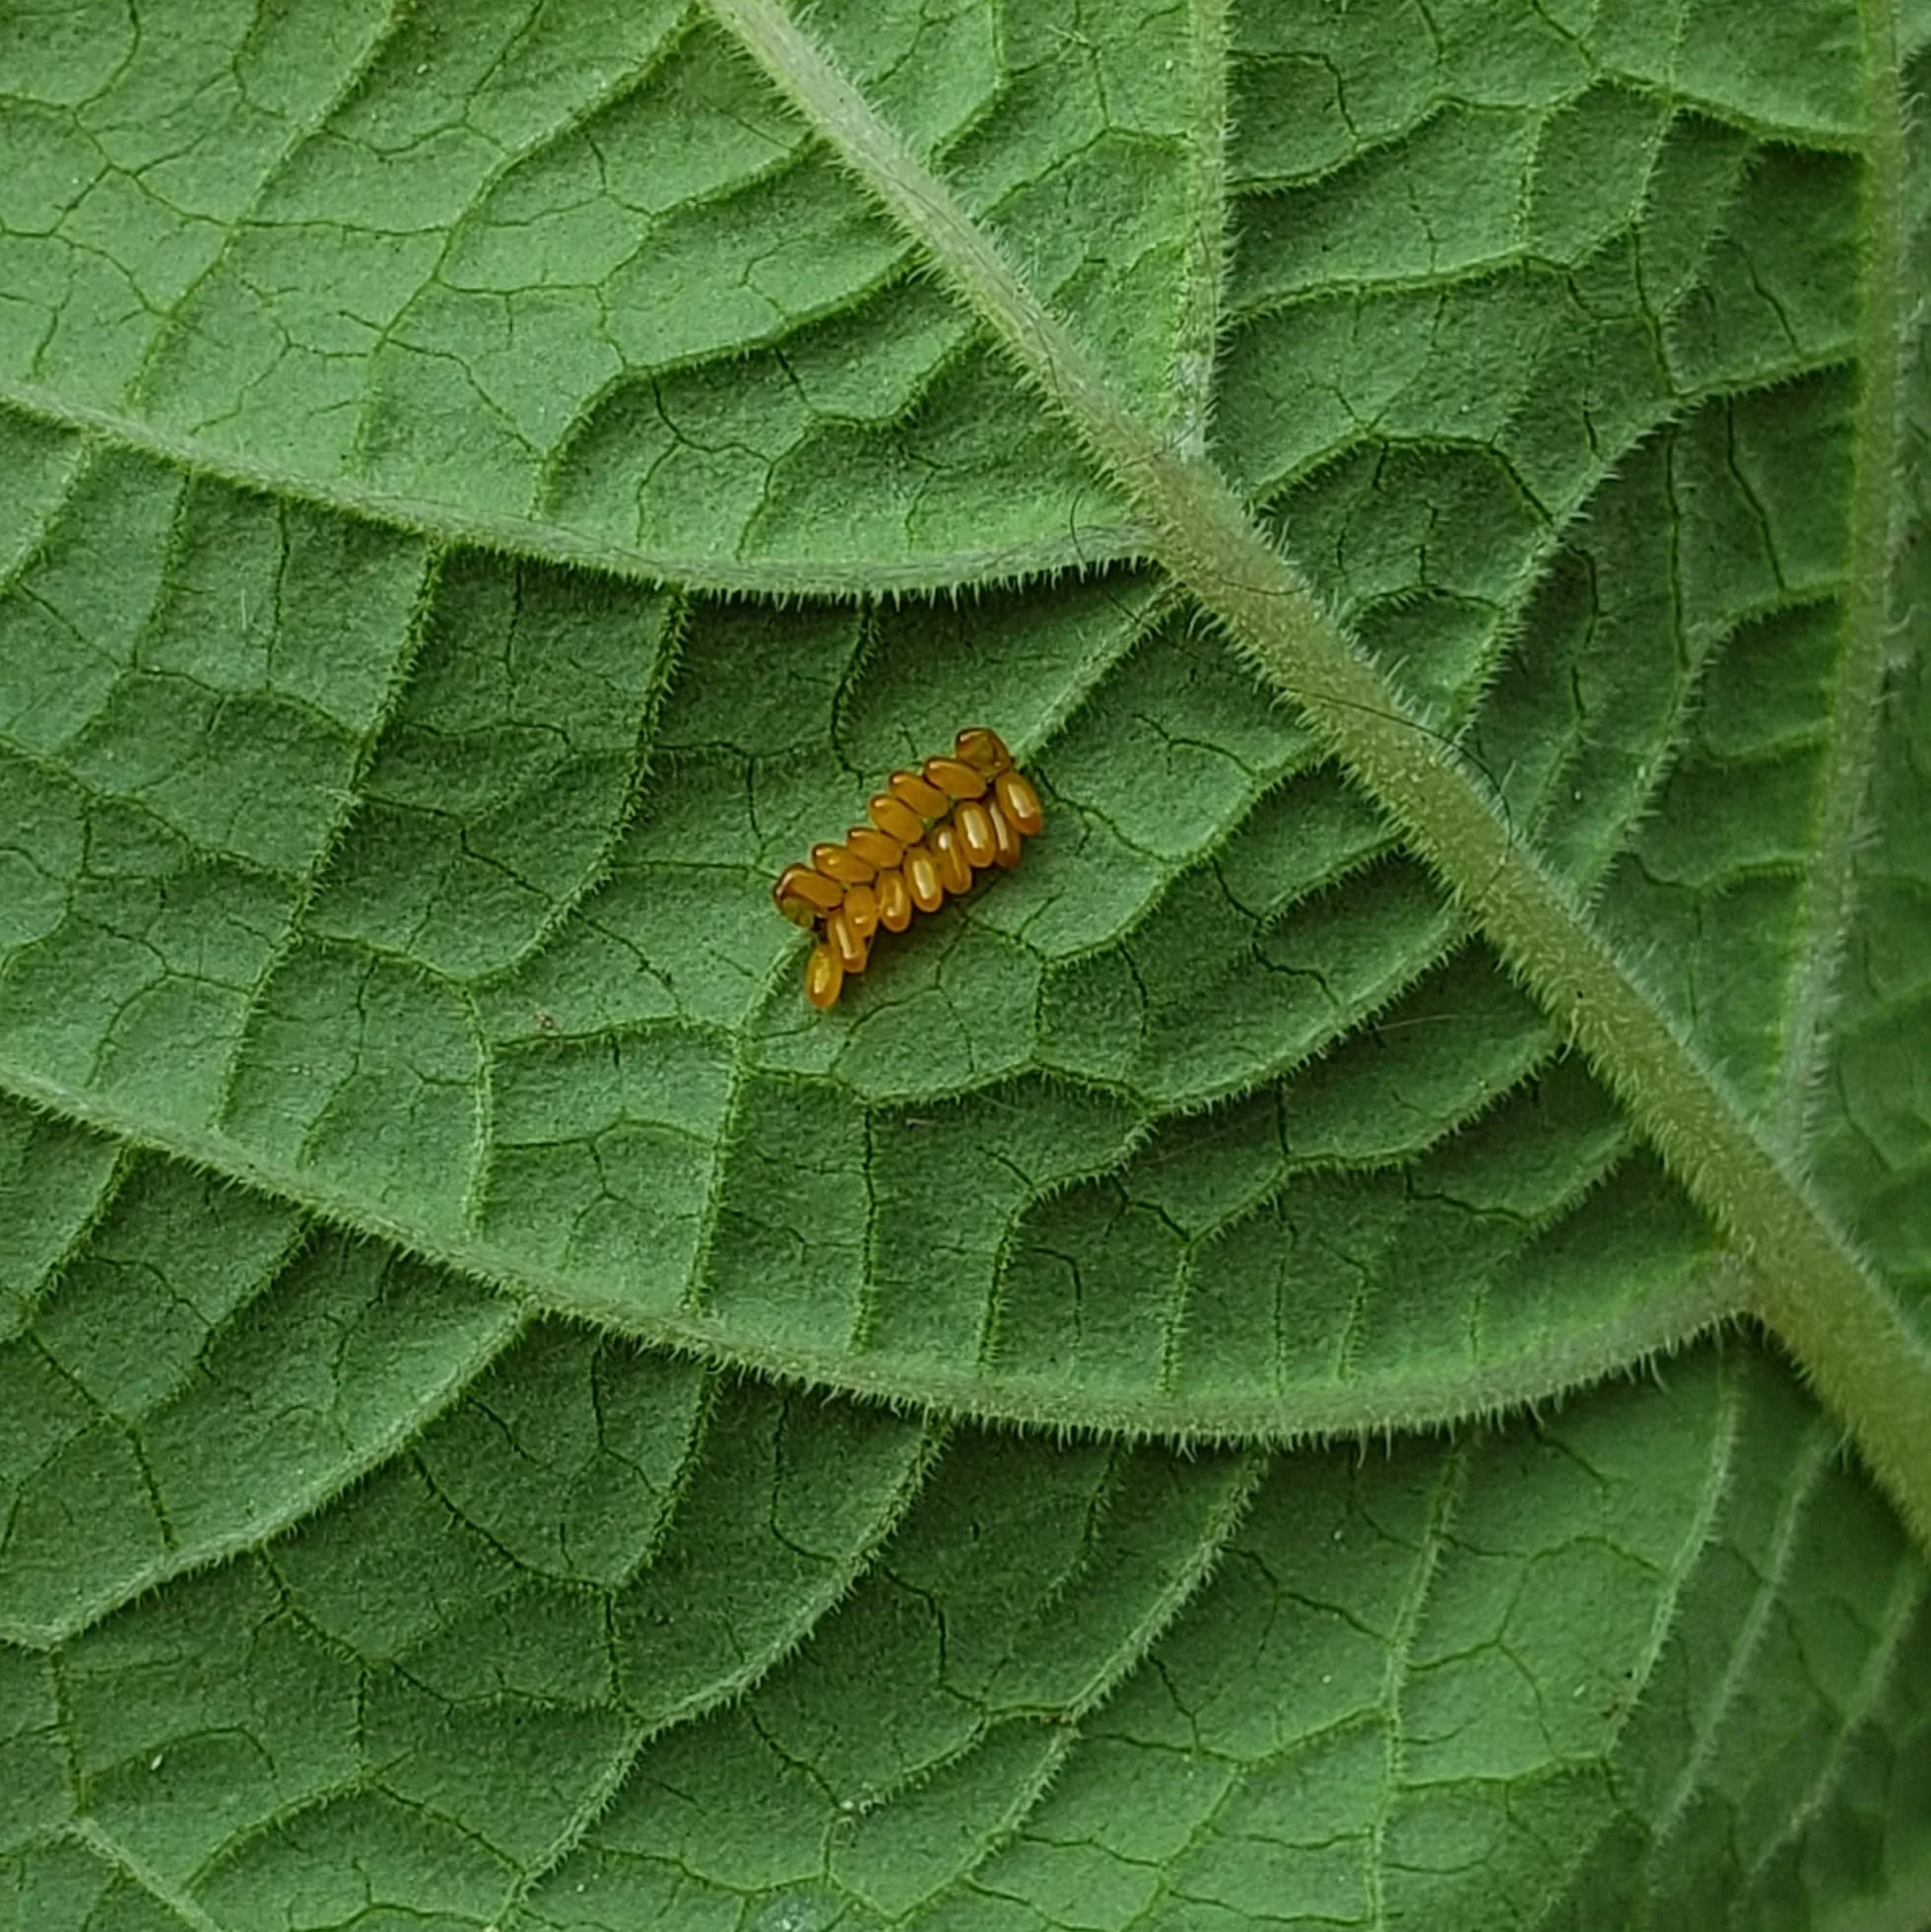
[
  {"left": 889, "top": 767, "right": 951, "bottom": 818},
  {"left": 806, "top": 941, "right": 842, "bottom": 1010},
  {"left": 955, "top": 798, "right": 997, "bottom": 868},
  {"left": 868, "top": 793, "right": 925, "bottom": 844},
  {"left": 903, "top": 843, "right": 945, "bottom": 913},
  {"left": 930, "top": 821, "right": 972, "bottom": 895},
  {"left": 923, "top": 754, "right": 988, "bottom": 801},
  {"left": 994, "top": 767, "right": 1044, "bottom": 837}
]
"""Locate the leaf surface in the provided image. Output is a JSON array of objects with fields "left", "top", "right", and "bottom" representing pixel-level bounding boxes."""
[{"left": 1, "top": 0, "right": 1929, "bottom": 1925}]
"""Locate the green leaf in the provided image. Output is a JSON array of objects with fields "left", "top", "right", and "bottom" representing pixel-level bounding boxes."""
[{"left": 1, "top": 0, "right": 1928, "bottom": 1925}]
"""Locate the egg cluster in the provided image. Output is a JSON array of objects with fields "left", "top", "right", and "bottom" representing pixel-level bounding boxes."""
[{"left": 772, "top": 727, "right": 1045, "bottom": 1009}]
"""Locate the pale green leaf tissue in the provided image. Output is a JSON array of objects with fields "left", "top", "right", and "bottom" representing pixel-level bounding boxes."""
[{"left": 0, "top": 1, "right": 1928, "bottom": 1926}]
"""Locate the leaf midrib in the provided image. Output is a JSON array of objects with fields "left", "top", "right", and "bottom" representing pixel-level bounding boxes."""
[{"left": 699, "top": 0, "right": 1931, "bottom": 1555}]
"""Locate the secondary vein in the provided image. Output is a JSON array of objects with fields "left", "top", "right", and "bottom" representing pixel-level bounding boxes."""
[{"left": 1771, "top": 0, "right": 1909, "bottom": 1151}]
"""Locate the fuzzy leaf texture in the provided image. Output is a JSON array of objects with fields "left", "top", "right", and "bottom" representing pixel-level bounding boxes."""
[{"left": 0, "top": 1, "right": 1929, "bottom": 1928}]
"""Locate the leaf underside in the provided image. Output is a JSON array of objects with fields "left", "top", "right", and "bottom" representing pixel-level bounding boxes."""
[{"left": 0, "top": 2, "right": 1928, "bottom": 1928}]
